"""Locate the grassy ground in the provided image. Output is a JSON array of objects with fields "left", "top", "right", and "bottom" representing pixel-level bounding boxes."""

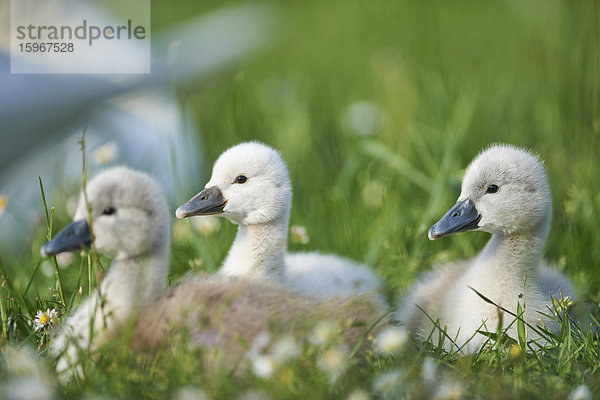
[{"left": 1, "top": 0, "right": 600, "bottom": 398}]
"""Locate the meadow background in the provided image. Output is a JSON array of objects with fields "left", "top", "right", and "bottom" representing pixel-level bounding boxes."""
[{"left": 1, "top": 0, "right": 600, "bottom": 399}]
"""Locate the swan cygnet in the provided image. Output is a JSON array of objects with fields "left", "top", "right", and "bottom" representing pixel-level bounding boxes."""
[
  {"left": 397, "top": 144, "right": 574, "bottom": 353},
  {"left": 175, "top": 142, "right": 385, "bottom": 301},
  {"left": 133, "top": 275, "right": 386, "bottom": 365},
  {"left": 41, "top": 167, "right": 170, "bottom": 376}
]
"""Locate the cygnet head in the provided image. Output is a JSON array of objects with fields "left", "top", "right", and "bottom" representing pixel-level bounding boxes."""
[
  {"left": 41, "top": 167, "right": 170, "bottom": 260},
  {"left": 176, "top": 142, "right": 292, "bottom": 225},
  {"left": 429, "top": 144, "right": 552, "bottom": 240}
]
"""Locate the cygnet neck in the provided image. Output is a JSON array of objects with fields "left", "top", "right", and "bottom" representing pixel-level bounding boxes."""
[
  {"left": 102, "top": 244, "right": 170, "bottom": 310},
  {"left": 220, "top": 214, "right": 288, "bottom": 279},
  {"left": 476, "top": 230, "right": 545, "bottom": 279}
]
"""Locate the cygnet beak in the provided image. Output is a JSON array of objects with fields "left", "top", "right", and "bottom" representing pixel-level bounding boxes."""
[
  {"left": 428, "top": 198, "right": 481, "bottom": 240},
  {"left": 175, "top": 186, "right": 228, "bottom": 219},
  {"left": 40, "top": 219, "right": 92, "bottom": 257}
]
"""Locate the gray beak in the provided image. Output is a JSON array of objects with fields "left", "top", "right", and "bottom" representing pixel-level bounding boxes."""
[
  {"left": 175, "top": 186, "right": 227, "bottom": 219},
  {"left": 428, "top": 198, "right": 481, "bottom": 240},
  {"left": 40, "top": 220, "right": 92, "bottom": 257}
]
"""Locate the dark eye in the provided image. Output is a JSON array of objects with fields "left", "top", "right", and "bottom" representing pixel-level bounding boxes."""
[
  {"left": 486, "top": 184, "right": 499, "bottom": 194},
  {"left": 234, "top": 175, "right": 248, "bottom": 184},
  {"left": 102, "top": 206, "right": 116, "bottom": 215}
]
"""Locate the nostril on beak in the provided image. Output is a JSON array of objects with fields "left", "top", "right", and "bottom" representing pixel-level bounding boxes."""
[
  {"left": 200, "top": 196, "right": 208, "bottom": 200},
  {"left": 452, "top": 212, "right": 461, "bottom": 218}
]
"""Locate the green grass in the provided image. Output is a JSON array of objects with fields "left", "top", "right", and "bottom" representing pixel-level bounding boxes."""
[{"left": 2, "top": 0, "right": 600, "bottom": 398}]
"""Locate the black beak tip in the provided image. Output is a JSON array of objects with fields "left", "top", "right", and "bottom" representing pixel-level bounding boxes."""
[
  {"left": 40, "top": 243, "right": 51, "bottom": 258},
  {"left": 427, "top": 226, "right": 440, "bottom": 241},
  {"left": 175, "top": 206, "right": 188, "bottom": 219}
]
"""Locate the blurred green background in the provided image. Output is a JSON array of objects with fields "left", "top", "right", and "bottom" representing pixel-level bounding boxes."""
[{"left": 156, "top": 0, "right": 600, "bottom": 299}]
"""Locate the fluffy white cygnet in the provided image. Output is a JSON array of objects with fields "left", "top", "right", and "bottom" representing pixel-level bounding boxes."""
[
  {"left": 41, "top": 167, "right": 171, "bottom": 377},
  {"left": 42, "top": 166, "right": 385, "bottom": 378},
  {"left": 175, "top": 142, "right": 385, "bottom": 300},
  {"left": 397, "top": 144, "right": 574, "bottom": 353}
]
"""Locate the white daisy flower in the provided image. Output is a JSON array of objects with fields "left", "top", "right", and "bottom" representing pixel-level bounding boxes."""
[
  {"left": 347, "top": 388, "right": 371, "bottom": 400},
  {"left": 373, "top": 369, "right": 405, "bottom": 396},
  {"left": 308, "top": 320, "right": 338, "bottom": 346},
  {"left": 55, "top": 252, "right": 74, "bottom": 268},
  {"left": 432, "top": 379, "right": 464, "bottom": 400},
  {"left": 317, "top": 343, "right": 348, "bottom": 381},
  {"left": 175, "top": 386, "right": 210, "bottom": 400},
  {"left": 569, "top": 384, "right": 592, "bottom": 400},
  {"left": 290, "top": 225, "right": 309, "bottom": 244},
  {"left": 251, "top": 355, "right": 277, "bottom": 379},
  {"left": 237, "top": 389, "right": 272, "bottom": 400},
  {"left": 92, "top": 141, "right": 120, "bottom": 165},
  {"left": 33, "top": 308, "right": 58, "bottom": 331},
  {"left": 269, "top": 335, "right": 301, "bottom": 364},
  {"left": 40, "top": 261, "right": 54, "bottom": 278},
  {"left": 375, "top": 326, "right": 408, "bottom": 355},
  {"left": 248, "top": 331, "right": 271, "bottom": 358}
]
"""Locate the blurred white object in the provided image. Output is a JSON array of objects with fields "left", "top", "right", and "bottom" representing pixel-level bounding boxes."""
[{"left": 0, "top": 1, "right": 278, "bottom": 251}]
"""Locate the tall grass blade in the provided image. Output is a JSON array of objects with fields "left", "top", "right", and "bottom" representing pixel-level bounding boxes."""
[
  {"left": 39, "top": 176, "right": 66, "bottom": 308},
  {"left": 517, "top": 301, "right": 526, "bottom": 352}
]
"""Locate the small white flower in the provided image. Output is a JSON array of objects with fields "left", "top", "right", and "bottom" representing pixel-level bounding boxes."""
[
  {"left": 192, "top": 216, "right": 221, "bottom": 236},
  {"left": 269, "top": 335, "right": 301, "bottom": 364},
  {"left": 40, "top": 261, "right": 54, "bottom": 278},
  {"left": 375, "top": 326, "right": 408, "bottom": 355},
  {"left": 569, "top": 384, "right": 592, "bottom": 400},
  {"left": 92, "top": 141, "right": 120, "bottom": 165},
  {"left": 251, "top": 355, "right": 277, "bottom": 379},
  {"left": 347, "top": 388, "right": 370, "bottom": 400},
  {"left": 248, "top": 331, "right": 271, "bottom": 358},
  {"left": 175, "top": 386, "right": 210, "bottom": 400},
  {"left": 0, "top": 194, "right": 7, "bottom": 217},
  {"left": 340, "top": 100, "right": 383, "bottom": 136},
  {"left": 317, "top": 344, "right": 348, "bottom": 381},
  {"left": 290, "top": 225, "right": 309, "bottom": 244},
  {"left": 373, "top": 369, "right": 405, "bottom": 396},
  {"left": 432, "top": 379, "right": 463, "bottom": 400},
  {"left": 237, "top": 389, "right": 271, "bottom": 400},
  {"left": 309, "top": 320, "right": 338, "bottom": 346},
  {"left": 33, "top": 308, "right": 58, "bottom": 331},
  {"left": 55, "top": 252, "right": 74, "bottom": 268}
]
